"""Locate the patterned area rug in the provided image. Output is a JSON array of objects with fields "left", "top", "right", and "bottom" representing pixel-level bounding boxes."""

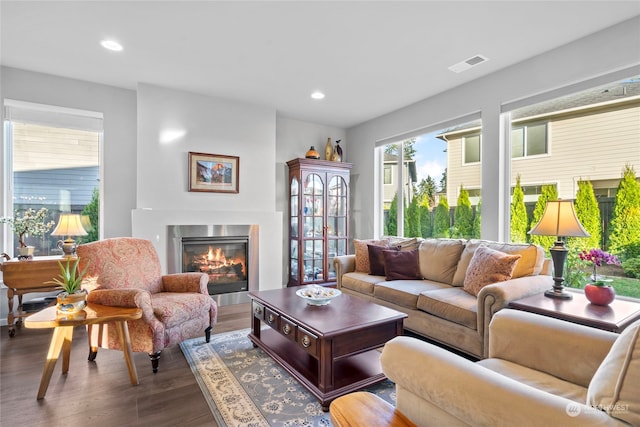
[{"left": 180, "top": 329, "right": 396, "bottom": 427}]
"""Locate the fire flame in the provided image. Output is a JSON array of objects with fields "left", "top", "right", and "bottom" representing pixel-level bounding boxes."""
[{"left": 207, "top": 246, "right": 228, "bottom": 265}]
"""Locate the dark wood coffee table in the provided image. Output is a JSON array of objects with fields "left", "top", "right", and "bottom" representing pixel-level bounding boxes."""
[{"left": 248, "top": 287, "right": 407, "bottom": 410}]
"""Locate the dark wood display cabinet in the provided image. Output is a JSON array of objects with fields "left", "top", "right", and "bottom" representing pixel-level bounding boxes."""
[{"left": 287, "top": 158, "right": 351, "bottom": 287}]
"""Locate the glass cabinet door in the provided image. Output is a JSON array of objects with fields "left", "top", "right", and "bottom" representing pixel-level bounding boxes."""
[
  {"left": 289, "top": 177, "right": 299, "bottom": 279},
  {"left": 326, "top": 175, "right": 348, "bottom": 280},
  {"left": 303, "top": 174, "right": 324, "bottom": 282}
]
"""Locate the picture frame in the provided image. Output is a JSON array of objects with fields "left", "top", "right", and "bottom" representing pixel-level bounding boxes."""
[{"left": 188, "top": 152, "right": 239, "bottom": 193}]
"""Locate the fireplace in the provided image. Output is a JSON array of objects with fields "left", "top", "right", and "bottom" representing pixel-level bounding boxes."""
[
  {"left": 167, "top": 225, "right": 259, "bottom": 305},
  {"left": 182, "top": 236, "right": 248, "bottom": 295}
]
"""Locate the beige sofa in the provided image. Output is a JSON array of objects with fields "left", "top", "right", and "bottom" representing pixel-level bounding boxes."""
[
  {"left": 380, "top": 309, "right": 640, "bottom": 426},
  {"left": 333, "top": 238, "right": 551, "bottom": 358}
]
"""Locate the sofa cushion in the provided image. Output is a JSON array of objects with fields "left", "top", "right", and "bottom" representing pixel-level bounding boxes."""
[
  {"left": 417, "top": 287, "right": 478, "bottom": 329},
  {"left": 341, "top": 272, "right": 384, "bottom": 296},
  {"left": 375, "top": 280, "right": 449, "bottom": 309},
  {"left": 384, "top": 249, "right": 420, "bottom": 281},
  {"left": 418, "top": 239, "right": 466, "bottom": 285},
  {"left": 478, "top": 358, "right": 588, "bottom": 403},
  {"left": 354, "top": 238, "right": 389, "bottom": 273},
  {"left": 463, "top": 246, "right": 521, "bottom": 296},
  {"left": 452, "top": 240, "right": 544, "bottom": 287},
  {"left": 587, "top": 320, "right": 640, "bottom": 426},
  {"left": 368, "top": 244, "right": 400, "bottom": 276}
]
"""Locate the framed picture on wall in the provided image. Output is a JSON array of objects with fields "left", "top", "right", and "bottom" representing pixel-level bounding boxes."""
[{"left": 188, "top": 152, "right": 239, "bottom": 193}]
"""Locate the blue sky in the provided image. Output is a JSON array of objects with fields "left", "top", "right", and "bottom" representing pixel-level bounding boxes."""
[{"left": 414, "top": 131, "right": 447, "bottom": 185}]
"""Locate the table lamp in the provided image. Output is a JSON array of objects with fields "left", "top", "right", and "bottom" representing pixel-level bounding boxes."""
[
  {"left": 528, "top": 200, "right": 590, "bottom": 299},
  {"left": 51, "top": 213, "right": 88, "bottom": 258}
]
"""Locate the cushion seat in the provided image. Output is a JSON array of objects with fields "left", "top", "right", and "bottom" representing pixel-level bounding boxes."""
[
  {"left": 341, "top": 272, "right": 384, "bottom": 295},
  {"left": 152, "top": 292, "right": 214, "bottom": 329},
  {"left": 375, "top": 280, "right": 449, "bottom": 309},
  {"left": 417, "top": 287, "right": 478, "bottom": 329}
]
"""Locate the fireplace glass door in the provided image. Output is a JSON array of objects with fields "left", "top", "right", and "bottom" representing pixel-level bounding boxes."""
[{"left": 182, "top": 237, "right": 248, "bottom": 295}]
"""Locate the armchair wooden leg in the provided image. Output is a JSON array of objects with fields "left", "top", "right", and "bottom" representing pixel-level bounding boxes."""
[
  {"left": 87, "top": 325, "right": 102, "bottom": 362},
  {"left": 205, "top": 326, "right": 212, "bottom": 343},
  {"left": 88, "top": 347, "right": 98, "bottom": 361},
  {"left": 149, "top": 351, "right": 161, "bottom": 373}
]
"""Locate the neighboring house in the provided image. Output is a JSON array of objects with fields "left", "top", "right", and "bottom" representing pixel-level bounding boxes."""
[
  {"left": 14, "top": 166, "right": 99, "bottom": 212},
  {"left": 11, "top": 122, "right": 100, "bottom": 212},
  {"left": 382, "top": 152, "right": 417, "bottom": 210},
  {"left": 437, "top": 79, "right": 640, "bottom": 206}
]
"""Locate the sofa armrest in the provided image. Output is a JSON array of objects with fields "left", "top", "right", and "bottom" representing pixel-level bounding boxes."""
[
  {"left": 162, "top": 272, "right": 208, "bottom": 294},
  {"left": 333, "top": 255, "right": 356, "bottom": 289},
  {"left": 476, "top": 274, "right": 552, "bottom": 356},
  {"left": 489, "top": 309, "right": 616, "bottom": 387},
  {"left": 381, "top": 336, "right": 621, "bottom": 427}
]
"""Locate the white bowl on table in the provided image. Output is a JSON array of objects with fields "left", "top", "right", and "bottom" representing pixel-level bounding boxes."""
[{"left": 296, "top": 286, "right": 342, "bottom": 306}]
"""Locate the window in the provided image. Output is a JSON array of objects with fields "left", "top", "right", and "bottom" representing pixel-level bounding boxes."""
[
  {"left": 383, "top": 164, "right": 392, "bottom": 184},
  {"left": 379, "top": 117, "right": 482, "bottom": 239},
  {"left": 3, "top": 100, "right": 102, "bottom": 256},
  {"left": 512, "top": 123, "right": 548, "bottom": 158},
  {"left": 507, "top": 75, "right": 640, "bottom": 300},
  {"left": 463, "top": 133, "right": 481, "bottom": 164}
]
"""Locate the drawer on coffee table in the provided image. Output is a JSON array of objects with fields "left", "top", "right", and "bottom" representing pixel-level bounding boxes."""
[
  {"left": 252, "top": 301, "right": 265, "bottom": 320},
  {"left": 280, "top": 316, "right": 297, "bottom": 341},
  {"left": 264, "top": 307, "right": 280, "bottom": 330},
  {"left": 297, "top": 326, "right": 318, "bottom": 356}
]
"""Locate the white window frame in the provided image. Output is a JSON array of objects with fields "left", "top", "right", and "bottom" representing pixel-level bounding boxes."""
[{"left": 2, "top": 100, "right": 104, "bottom": 254}]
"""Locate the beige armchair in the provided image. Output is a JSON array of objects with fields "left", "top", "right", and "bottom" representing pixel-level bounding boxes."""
[
  {"left": 381, "top": 309, "right": 639, "bottom": 426},
  {"left": 77, "top": 237, "right": 217, "bottom": 373}
]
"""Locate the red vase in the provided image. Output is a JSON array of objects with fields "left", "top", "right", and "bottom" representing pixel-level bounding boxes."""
[{"left": 584, "top": 284, "right": 615, "bottom": 306}]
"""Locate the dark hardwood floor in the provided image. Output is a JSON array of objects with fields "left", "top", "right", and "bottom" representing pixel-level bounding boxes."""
[{"left": 0, "top": 302, "right": 252, "bottom": 427}]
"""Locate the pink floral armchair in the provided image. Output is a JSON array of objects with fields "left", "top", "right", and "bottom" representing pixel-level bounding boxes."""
[{"left": 76, "top": 237, "right": 217, "bottom": 373}]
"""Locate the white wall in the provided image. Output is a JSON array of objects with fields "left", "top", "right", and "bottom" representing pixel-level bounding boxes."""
[
  {"left": 131, "top": 83, "right": 284, "bottom": 289},
  {"left": 346, "top": 16, "right": 640, "bottom": 243},
  {"left": 136, "top": 83, "right": 277, "bottom": 211}
]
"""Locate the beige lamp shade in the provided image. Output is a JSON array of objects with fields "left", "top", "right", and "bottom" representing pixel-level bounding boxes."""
[
  {"left": 529, "top": 200, "right": 590, "bottom": 238},
  {"left": 51, "top": 213, "right": 88, "bottom": 237}
]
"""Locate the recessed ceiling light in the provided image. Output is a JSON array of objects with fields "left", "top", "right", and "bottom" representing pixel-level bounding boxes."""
[
  {"left": 311, "top": 91, "right": 325, "bottom": 100},
  {"left": 101, "top": 40, "right": 123, "bottom": 52}
]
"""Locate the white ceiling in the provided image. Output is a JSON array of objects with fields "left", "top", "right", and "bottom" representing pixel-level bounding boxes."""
[{"left": 1, "top": 1, "right": 639, "bottom": 128}]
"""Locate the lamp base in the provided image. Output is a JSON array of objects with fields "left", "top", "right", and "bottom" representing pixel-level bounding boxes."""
[
  {"left": 56, "top": 238, "right": 78, "bottom": 258},
  {"left": 544, "top": 288, "right": 573, "bottom": 299}
]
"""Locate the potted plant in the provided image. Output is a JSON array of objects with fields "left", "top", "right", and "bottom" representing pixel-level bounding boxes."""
[
  {"left": 0, "top": 207, "right": 55, "bottom": 257},
  {"left": 579, "top": 248, "right": 621, "bottom": 306},
  {"left": 47, "top": 257, "right": 89, "bottom": 314}
]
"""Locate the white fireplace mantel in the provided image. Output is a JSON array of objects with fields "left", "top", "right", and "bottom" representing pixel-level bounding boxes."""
[{"left": 132, "top": 209, "right": 283, "bottom": 292}]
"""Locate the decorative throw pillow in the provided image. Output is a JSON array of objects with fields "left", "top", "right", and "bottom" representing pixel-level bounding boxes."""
[
  {"left": 463, "top": 245, "right": 521, "bottom": 296},
  {"left": 383, "top": 249, "right": 420, "bottom": 281},
  {"left": 354, "top": 238, "right": 389, "bottom": 273},
  {"left": 368, "top": 244, "right": 400, "bottom": 276}
]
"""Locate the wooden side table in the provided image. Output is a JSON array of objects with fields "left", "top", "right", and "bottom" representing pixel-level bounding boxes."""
[
  {"left": 509, "top": 289, "right": 640, "bottom": 333},
  {"left": 330, "top": 391, "right": 417, "bottom": 427},
  {"left": 1, "top": 256, "right": 62, "bottom": 337},
  {"left": 25, "top": 303, "right": 142, "bottom": 399}
]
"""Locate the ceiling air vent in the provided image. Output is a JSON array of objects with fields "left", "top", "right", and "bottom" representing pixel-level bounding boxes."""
[{"left": 448, "top": 54, "right": 489, "bottom": 73}]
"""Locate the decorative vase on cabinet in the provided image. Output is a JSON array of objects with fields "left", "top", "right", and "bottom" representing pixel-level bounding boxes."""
[{"left": 287, "top": 158, "right": 352, "bottom": 287}]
